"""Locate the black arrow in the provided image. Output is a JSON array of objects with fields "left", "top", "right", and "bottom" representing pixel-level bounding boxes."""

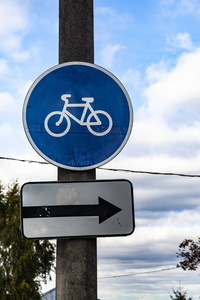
[{"left": 22, "top": 197, "right": 122, "bottom": 224}]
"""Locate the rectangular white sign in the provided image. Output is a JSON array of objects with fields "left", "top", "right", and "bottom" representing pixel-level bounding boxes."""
[{"left": 20, "top": 179, "right": 134, "bottom": 239}]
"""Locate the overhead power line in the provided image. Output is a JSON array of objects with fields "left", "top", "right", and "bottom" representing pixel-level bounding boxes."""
[
  {"left": 50, "top": 265, "right": 177, "bottom": 279},
  {"left": 99, "top": 167, "right": 200, "bottom": 178},
  {"left": 98, "top": 266, "right": 177, "bottom": 279},
  {"left": 0, "top": 156, "right": 48, "bottom": 164},
  {"left": 0, "top": 156, "right": 200, "bottom": 178}
]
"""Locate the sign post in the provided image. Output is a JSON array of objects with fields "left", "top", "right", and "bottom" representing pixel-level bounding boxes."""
[
  {"left": 21, "top": 1, "right": 134, "bottom": 299},
  {"left": 57, "top": 1, "right": 96, "bottom": 299}
]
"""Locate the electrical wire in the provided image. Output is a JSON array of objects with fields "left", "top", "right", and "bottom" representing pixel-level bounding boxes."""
[
  {"left": 50, "top": 265, "right": 177, "bottom": 279},
  {"left": 98, "top": 266, "right": 177, "bottom": 279},
  {"left": 1, "top": 156, "right": 200, "bottom": 178},
  {"left": 0, "top": 156, "right": 48, "bottom": 164},
  {"left": 99, "top": 167, "right": 200, "bottom": 178}
]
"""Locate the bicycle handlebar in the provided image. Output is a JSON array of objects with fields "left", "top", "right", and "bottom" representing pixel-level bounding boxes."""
[{"left": 61, "top": 94, "right": 71, "bottom": 101}]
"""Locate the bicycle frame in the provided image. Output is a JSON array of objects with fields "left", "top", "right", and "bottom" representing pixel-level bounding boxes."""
[{"left": 59, "top": 100, "right": 101, "bottom": 126}]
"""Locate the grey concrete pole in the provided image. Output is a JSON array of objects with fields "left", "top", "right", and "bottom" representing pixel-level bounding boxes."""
[
  {"left": 59, "top": 0, "right": 94, "bottom": 64},
  {"left": 56, "top": 0, "right": 97, "bottom": 299}
]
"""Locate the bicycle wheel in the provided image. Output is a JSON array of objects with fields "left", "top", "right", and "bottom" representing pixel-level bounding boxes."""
[
  {"left": 44, "top": 111, "right": 71, "bottom": 137},
  {"left": 87, "top": 110, "right": 113, "bottom": 136}
]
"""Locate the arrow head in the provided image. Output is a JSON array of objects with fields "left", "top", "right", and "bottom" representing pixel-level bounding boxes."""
[{"left": 98, "top": 197, "right": 122, "bottom": 224}]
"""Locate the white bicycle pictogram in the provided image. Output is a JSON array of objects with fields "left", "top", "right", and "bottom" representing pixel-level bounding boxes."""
[{"left": 44, "top": 94, "right": 113, "bottom": 137}]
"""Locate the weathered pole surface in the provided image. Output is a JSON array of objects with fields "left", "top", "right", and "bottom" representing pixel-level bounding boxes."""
[{"left": 56, "top": 0, "right": 97, "bottom": 299}]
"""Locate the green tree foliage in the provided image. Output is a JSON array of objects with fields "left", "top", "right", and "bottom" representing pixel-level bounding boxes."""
[
  {"left": 170, "top": 286, "right": 193, "bottom": 300},
  {"left": 0, "top": 181, "right": 55, "bottom": 300},
  {"left": 177, "top": 238, "right": 200, "bottom": 270}
]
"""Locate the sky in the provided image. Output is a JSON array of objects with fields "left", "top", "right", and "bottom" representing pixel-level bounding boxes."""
[{"left": 0, "top": 0, "right": 200, "bottom": 299}]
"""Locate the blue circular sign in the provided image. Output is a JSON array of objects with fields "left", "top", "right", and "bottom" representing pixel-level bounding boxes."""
[{"left": 23, "top": 62, "right": 133, "bottom": 170}]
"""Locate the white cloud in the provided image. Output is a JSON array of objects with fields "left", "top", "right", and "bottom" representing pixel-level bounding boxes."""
[
  {"left": 121, "top": 69, "right": 141, "bottom": 89},
  {"left": 101, "top": 50, "right": 200, "bottom": 176},
  {"left": 179, "top": 0, "right": 200, "bottom": 13},
  {"left": 100, "top": 44, "right": 123, "bottom": 68},
  {"left": 0, "top": 59, "right": 10, "bottom": 77},
  {"left": 160, "top": 0, "right": 200, "bottom": 16},
  {"left": 0, "top": 123, "right": 12, "bottom": 138},
  {"left": 11, "top": 45, "right": 39, "bottom": 63},
  {"left": 95, "top": 7, "right": 114, "bottom": 16},
  {"left": 141, "top": 48, "right": 200, "bottom": 125},
  {"left": 17, "top": 80, "right": 33, "bottom": 100},
  {"left": 0, "top": 92, "right": 17, "bottom": 112},
  {"left": 167, "top": 33, "right": 195, "bottom": 51},
  {"left": 95, "top": 6, "right": 132, "bottom": 32},
  {"left": 95, "top": 5, "right": 133, "bottom": 53},
  {"left": 0, "top": 0, "right": 32, "bottom": 61},
  {"left": 131, "top": 118, "right": 200, "bottom": 158},
  {"left": 145, "top": 61, "right": 169, "bottom": 84},
  {"left": 0, "top": 1, "right": 28, "bottom": 35},
  {"left": 0, "top": 156, "right": 57, "bottom": 186}
]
